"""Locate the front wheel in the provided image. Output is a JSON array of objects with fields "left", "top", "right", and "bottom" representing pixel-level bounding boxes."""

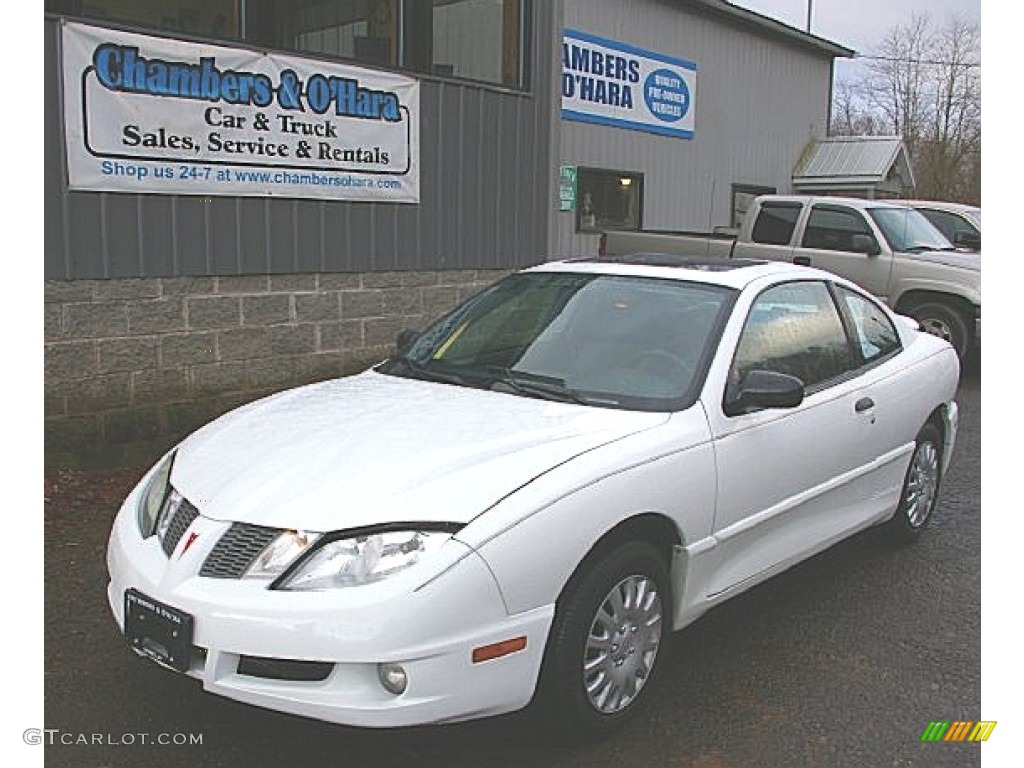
[
  {"left": 535, "top": 541, "right": 670, "bottom": 737},
  {"left": 907, "top": 301, "right": 971, "bottom": 361},
  {"left": 886, "top": 423, "right": 943, "bottom": 542}
]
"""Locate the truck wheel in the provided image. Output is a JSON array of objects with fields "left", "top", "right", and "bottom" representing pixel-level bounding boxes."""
[{"left": 907, "top": 301, "right": 970, "bottom": 360}]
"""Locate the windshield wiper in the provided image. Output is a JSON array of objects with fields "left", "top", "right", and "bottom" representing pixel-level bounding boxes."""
[
  {"left": 488, "top": 369, "right": 591, "bottom": 405},
  {"left": 904, "top": 245, "right": 961, "bottom": 254},
  {"left": 383, "top": 356, "right": 474, "bottom": 387}
]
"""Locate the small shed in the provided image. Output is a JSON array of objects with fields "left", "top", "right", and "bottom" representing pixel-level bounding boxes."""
[{"left": 792, "top": 136, "right": 915, "bottom": 199}]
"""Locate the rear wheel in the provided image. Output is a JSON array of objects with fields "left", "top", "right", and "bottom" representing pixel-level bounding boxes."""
[
  {"left": 886, "top": 423, "right": 943, "bottom": 542},
  {"left": 535, "top": 541, "right": 670, "bottom": 737}
]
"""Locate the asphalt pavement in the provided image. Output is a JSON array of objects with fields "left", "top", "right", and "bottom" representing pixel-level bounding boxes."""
[{"left": 43, "top": 362, "right": 981, "bottom": 768}]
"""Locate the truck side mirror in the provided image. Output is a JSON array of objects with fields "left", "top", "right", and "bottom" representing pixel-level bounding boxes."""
[
  {"left": 851, "top": 234, "right": 881, "bottom": 256},
  {"left": 954, "top": 230, "right": 981, "bottom": 250}
]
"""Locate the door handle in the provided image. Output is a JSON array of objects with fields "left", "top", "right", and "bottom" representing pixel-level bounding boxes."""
[
  {"left": 793, "top": 255, "right": 811, "bottom": 267},
  {"left": 855, "top": 397, "right": 875, "bottom": 413}
]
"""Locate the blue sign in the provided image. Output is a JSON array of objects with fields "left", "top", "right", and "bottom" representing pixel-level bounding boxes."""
[{"left": 561, "top": 29, "right": 697, "bottom": 139}]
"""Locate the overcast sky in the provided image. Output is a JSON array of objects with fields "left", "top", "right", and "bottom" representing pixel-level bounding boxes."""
[{"left": 733, "top": 0, "right": 981, "bottom": 82}]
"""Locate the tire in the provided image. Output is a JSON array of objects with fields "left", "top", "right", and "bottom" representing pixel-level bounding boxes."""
[
  {"left": 534, "top": 541, "right": 670, "bottom": 738},
  {"left": 886, "top": 423, "right": 943, "bottom": 542},
  {"left": 907, "top": 301, "right": 970, "bottom": 361}
]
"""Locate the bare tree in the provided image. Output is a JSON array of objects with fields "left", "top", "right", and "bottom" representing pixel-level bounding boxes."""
[
  {"left": 830, "top": 80, "right": 881, "bottom": 137},
  {"left": 864, "top": 15, "right": 933, "bottom": 154},
  {"left": 918, "top": 17, "right": 981, "bottom": 201},
  {"left": 831, "top": 13, "right": 981, "bottom": 204}
]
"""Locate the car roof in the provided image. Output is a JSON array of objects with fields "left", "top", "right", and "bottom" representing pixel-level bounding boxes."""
[
  {"left": 528, "top": 254, "right": 827, "bottom": 290},
  {"left": 900, "top": 200, "right": 980, "bottom": 215},
  {"left": 754, "top": 194, "right": 910, "bottom": 211}
]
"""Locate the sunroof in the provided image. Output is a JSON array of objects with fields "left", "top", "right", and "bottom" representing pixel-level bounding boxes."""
[{"left": 567, "top": 254, "right": 766, "bottom": 271}]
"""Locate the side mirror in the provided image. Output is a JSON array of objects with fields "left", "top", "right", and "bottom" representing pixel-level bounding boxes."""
[
  {"left": 395, "top": 329, "right": 420, "bottom": 355},
  {"left": 954, "top": 230, "right": 981, "bottom": 250},
  {"left": 725, "top": 370, "right": 805, "bottom": 416},
  {"left": 851, "top": 234, "right": 881, "bottom": 256}
]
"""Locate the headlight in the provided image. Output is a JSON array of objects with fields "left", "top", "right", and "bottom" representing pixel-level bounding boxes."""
[
  {"left": 244, "top": 530, "right": 321, "bottom": 579},
  {"left": 275, "top": 529, "right": 455, "bottom": 591},
  {"left": 138, "top": 451, "right": 175, "bottom": 537}
]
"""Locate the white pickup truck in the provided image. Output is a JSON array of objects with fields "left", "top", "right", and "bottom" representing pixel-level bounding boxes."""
[{"left": 601, "top": 195, "right": 981, "bottom": 359}]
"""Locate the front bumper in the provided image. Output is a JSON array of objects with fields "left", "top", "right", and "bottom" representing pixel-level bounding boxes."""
[{"left": 106, "top": 491, "right": 554, "bottom": 727}]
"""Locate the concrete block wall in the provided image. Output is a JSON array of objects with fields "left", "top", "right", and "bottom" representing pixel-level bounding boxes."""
[{"left": 44, "top": 269, "right": 508, "bottom": 468}]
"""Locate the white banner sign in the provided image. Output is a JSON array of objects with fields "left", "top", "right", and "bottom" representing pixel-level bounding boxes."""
[
  {"left": 61, "top": 21, "right": 420, "bottom": 202},
  {"left": 561, "top": 29, "right": 696, "bottom": 139}
]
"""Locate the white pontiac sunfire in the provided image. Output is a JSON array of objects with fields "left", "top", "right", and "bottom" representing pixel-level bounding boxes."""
[{"left": 107, "top": 255, "right": 960, "bottom": 734}]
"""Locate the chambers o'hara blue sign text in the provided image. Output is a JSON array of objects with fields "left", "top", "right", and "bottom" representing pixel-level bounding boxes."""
[{"left": 561, "top": 29, "right": 696, "bottom": 140}]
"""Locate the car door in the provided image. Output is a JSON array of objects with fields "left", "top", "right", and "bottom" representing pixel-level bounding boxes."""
[
  {"left": 701, "top": 279, "right": 906, "bottom": 598},
  {"left": 796, "top": 204, "right": 891, "bottom": 298}
]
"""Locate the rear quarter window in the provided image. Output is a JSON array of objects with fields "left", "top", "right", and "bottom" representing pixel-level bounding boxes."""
[{"left": 751, "top": 203, "right": 802, "bottom": 245}]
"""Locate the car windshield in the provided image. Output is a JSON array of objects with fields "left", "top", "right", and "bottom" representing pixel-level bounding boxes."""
[
  {"left": 378, "top": 272, "right": 736, "bottom": 411},
  {"left": 868, "top": 207, "right": 954, "bottom": 253}
]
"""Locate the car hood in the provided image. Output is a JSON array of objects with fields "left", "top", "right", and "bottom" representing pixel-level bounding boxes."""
[
  {"left": 903, "top": 250, "right": 981, "bottom": 271},
  {"left": 171, "top": 371, "right": 668, "bottom": 531}
]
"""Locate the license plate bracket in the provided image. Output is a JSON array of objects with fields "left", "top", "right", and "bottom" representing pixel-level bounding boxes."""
[{"left": 124, "top": 588, "right": 194, "bottom": 673}]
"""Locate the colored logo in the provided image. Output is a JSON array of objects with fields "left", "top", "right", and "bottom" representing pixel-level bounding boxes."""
[
  {"left": 643, "top": 68, "right": 690, "bottom": 123},
  {"left": 921, "top": 721, "right": 996, "bottom": 742},
  {"left": 179, "top": 531, "right": 200, "bottom": 558}
]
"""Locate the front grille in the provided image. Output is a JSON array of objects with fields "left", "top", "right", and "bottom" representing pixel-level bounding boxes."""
[
  {"left": 237, "top": 655, "right": 334, "bottom": 682},
  {"left": 159, "top": 496, "right": 199, "bottom": 556},
  {"left": 200, "top": 523, "right": 282, "bottom": 578}
]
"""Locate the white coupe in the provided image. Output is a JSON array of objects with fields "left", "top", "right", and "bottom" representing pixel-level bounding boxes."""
[{"left": 107, "top": 255, "right": 959, "bottom": 734}]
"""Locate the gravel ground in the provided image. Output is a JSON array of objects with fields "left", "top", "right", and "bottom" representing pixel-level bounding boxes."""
[{"left": 43, "top": 367, "right": 980, "bottom": 768}]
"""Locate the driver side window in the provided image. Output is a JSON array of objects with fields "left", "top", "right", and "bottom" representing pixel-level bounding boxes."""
[
  {"left": 802, "top": 205, "right": 878, "bottom": 253},
  {"left": 729, "top": 281, "right": 854, "bottom": 398}
]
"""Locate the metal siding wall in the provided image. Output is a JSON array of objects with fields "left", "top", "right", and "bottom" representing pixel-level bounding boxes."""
[
  {"left": 556, "top": 0, "right": 834, "bottom": 256},
  {"left": 45, "top": 19, "right": 69, "bottom": 278},
  {"left": 43, "top": 7, "right": 554, "bottom": 280}
]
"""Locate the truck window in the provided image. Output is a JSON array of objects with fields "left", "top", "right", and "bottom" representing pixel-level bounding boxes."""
[
  {"left": 917, "top": 208, "right": 979, "bottom": 242},
  {"left": 801, "top": 206, "right": 877, "bottom": 253},
  {"left": 750, "top": 203, "right": 801, "bottom": 245},
  {"left": 867, "top": 207, "right": 951, "bottom": 252}
]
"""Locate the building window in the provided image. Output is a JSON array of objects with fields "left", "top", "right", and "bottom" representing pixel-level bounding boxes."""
[
  {"left": 70, "top": 0, "right": 240, "bottom": 38},
  {"left": 576, "top": 168, "right": 643, "bottom": 234},
  {"left": 404, "top": 0, "right": 525, "bottom": 87},
  {"left": 731, "top": 184, "right": 774, "bottom": 229},
  {"left": 433, "top": 0, "right": 521, "bottom": 85},
  {"left": 49, "top": 0, "right": 529, "bottom": 89},
  {"left": 279, "top": 0, "right": 398, "bottom": 67}
]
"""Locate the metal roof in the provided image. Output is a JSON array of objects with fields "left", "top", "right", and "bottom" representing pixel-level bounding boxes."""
[
  {"left": 793, "top": 136, "right": 913, "bottom": 186},
  {"left": 686, "top": 1, "right": 855, "bottom": 59}
]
